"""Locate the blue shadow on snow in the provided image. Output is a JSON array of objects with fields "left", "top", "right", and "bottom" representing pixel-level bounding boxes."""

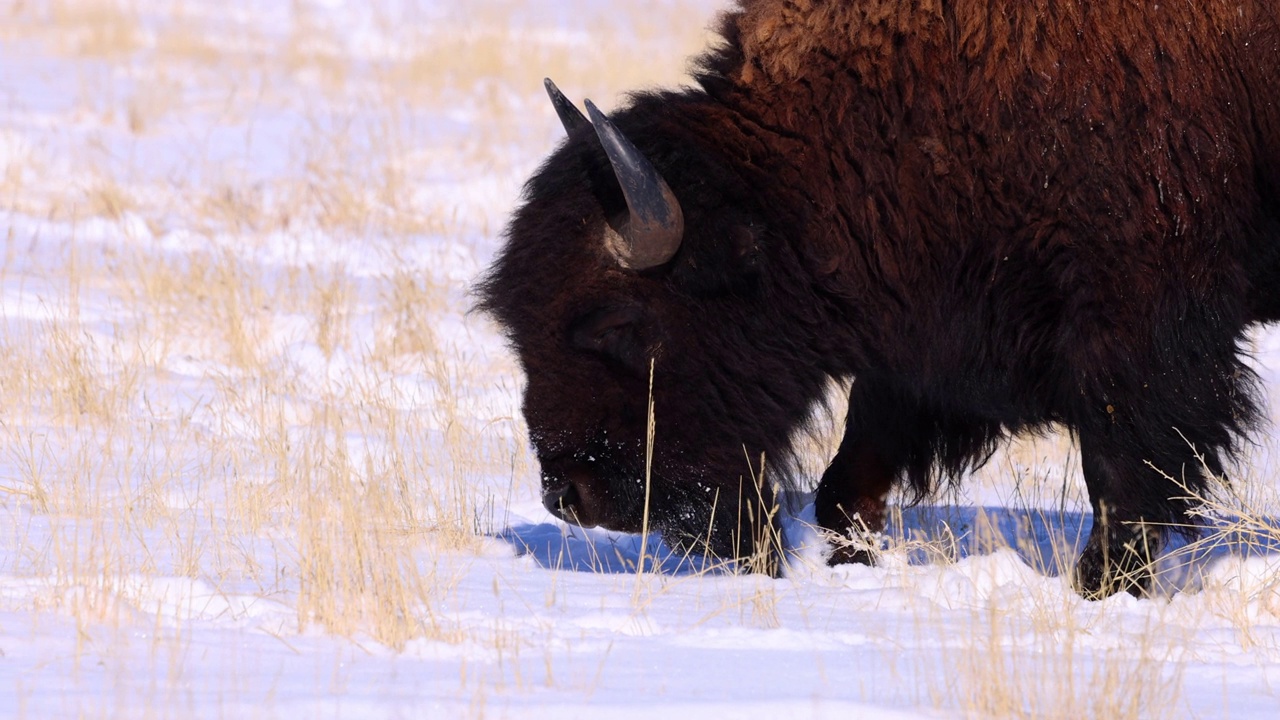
[{"left": 496, "top": 499, "right": 1280, "bottom": 591}]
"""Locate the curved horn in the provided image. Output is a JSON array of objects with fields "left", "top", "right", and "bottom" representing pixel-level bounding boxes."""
[
  {"left": 583, "top": 99, "right": 684, "bottom": 270},
  {"left": 544, "top": 78, "right": 588, "bottom": 135}
]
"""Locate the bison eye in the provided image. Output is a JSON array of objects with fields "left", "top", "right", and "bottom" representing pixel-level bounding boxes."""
[{"left": 570, "top": 303, "right": 648, "bottom": 373}]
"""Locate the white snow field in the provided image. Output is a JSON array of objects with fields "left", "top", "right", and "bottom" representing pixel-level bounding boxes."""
[{"left": 1, "top": 1, "right": 1277, "bottom": 718}]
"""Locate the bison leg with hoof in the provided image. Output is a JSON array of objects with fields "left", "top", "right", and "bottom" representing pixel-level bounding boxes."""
[
  {"left": 1073, "top": 435, "right": 1173, "bottom": 599},
  {"left": 817, "top": 379, "right": 1002, "bottom": 568},
  {"left": 815, "top": 380, "right": 912, "bottom": 565}
]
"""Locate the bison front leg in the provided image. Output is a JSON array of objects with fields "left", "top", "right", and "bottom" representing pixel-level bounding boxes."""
[
  {"left": 815, "top": 440, "right": 895, "bottom": 566},
  {"left": 816, "top": 379, "right": 915, "bottom": 566}
]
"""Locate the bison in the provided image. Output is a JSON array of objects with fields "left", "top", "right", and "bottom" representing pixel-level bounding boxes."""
[{"left": 478, "top": 0, "right": 1280, "bottom": 598}]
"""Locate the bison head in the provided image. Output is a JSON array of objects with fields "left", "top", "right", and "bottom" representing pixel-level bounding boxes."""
[{"left": 478, "top": 80, "right": 838, "bottom": 571}]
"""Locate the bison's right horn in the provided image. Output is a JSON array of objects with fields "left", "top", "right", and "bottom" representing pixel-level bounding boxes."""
[
  {"left": 583, "top": 99, "right": 684, "bottom": 270},
  {"left": 544, "top": 78, "right": 589, "bottom": 135}
]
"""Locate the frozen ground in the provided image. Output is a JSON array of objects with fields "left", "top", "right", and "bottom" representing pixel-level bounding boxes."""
[{"left": 0, "top": 1, "right": 1277, "bottom": 718}]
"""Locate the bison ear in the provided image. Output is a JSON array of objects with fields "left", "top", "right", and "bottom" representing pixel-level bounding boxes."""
[
  {"left": 729, "top": 224, "right": 763, "bottom": 272},
  {"left": 570, "top": 304, "right": 648, "bottom": 373},
  {"left": 671, "top": 222, "right": 765, "bottom": 298}
]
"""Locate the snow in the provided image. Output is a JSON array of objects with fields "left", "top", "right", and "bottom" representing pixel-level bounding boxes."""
[{"left": 1, "top": 1, "right": 1278, "bottom": 718}]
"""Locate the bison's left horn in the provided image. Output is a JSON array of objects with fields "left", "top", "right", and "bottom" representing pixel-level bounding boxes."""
[
  {"left": 544, "top": 78, "right": 589, "bottom": 135},
  {"left": 584, "top": 99, "right": 684, "bottom": 270}
]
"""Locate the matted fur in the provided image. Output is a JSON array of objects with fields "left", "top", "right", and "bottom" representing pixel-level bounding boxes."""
[{"left": 479, "top": 0, "right": 1280, "bottom": 595}]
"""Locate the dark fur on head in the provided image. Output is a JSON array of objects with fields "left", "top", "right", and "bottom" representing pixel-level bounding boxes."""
[
  {"left": 478, "top": 89, "right": 837, "bottom": 564},
  {"left": 480, "top": 0, "right": 1280, "bottom": 597}
]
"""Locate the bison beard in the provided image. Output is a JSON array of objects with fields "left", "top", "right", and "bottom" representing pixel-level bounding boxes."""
[{"left": 478, "top": 0, "right": 1280, "bottom": 598}]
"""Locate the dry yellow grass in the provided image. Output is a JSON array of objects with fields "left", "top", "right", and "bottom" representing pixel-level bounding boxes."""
[{"left": 0, "top": 0, "right": 721, "bottom": 656}]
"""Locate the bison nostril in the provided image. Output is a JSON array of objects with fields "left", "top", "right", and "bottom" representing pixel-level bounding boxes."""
[
  {"left": 541, "top": 460, "right": 602, "bottom": 527},
  {"left": 542, "top": 482, "right": 580, "bottom": 518}
]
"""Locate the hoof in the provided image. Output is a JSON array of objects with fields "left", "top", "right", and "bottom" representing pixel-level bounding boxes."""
[{"left": 1073, "top": 534, "right": 1156, "bottom": 600}]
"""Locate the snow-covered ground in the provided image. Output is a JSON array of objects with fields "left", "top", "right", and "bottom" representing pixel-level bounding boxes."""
[{"left": 0, "top": 1, "right": 1277, "bottom": 717}]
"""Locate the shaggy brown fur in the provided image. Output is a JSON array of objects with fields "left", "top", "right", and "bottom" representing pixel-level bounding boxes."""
[{"left": 479, "top": 0, "right": 1280, "bottom": 597}]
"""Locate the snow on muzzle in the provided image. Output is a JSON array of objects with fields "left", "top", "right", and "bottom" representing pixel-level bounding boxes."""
[{"left": 539, "top": 456, "right": 643, "bottom": 532}]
